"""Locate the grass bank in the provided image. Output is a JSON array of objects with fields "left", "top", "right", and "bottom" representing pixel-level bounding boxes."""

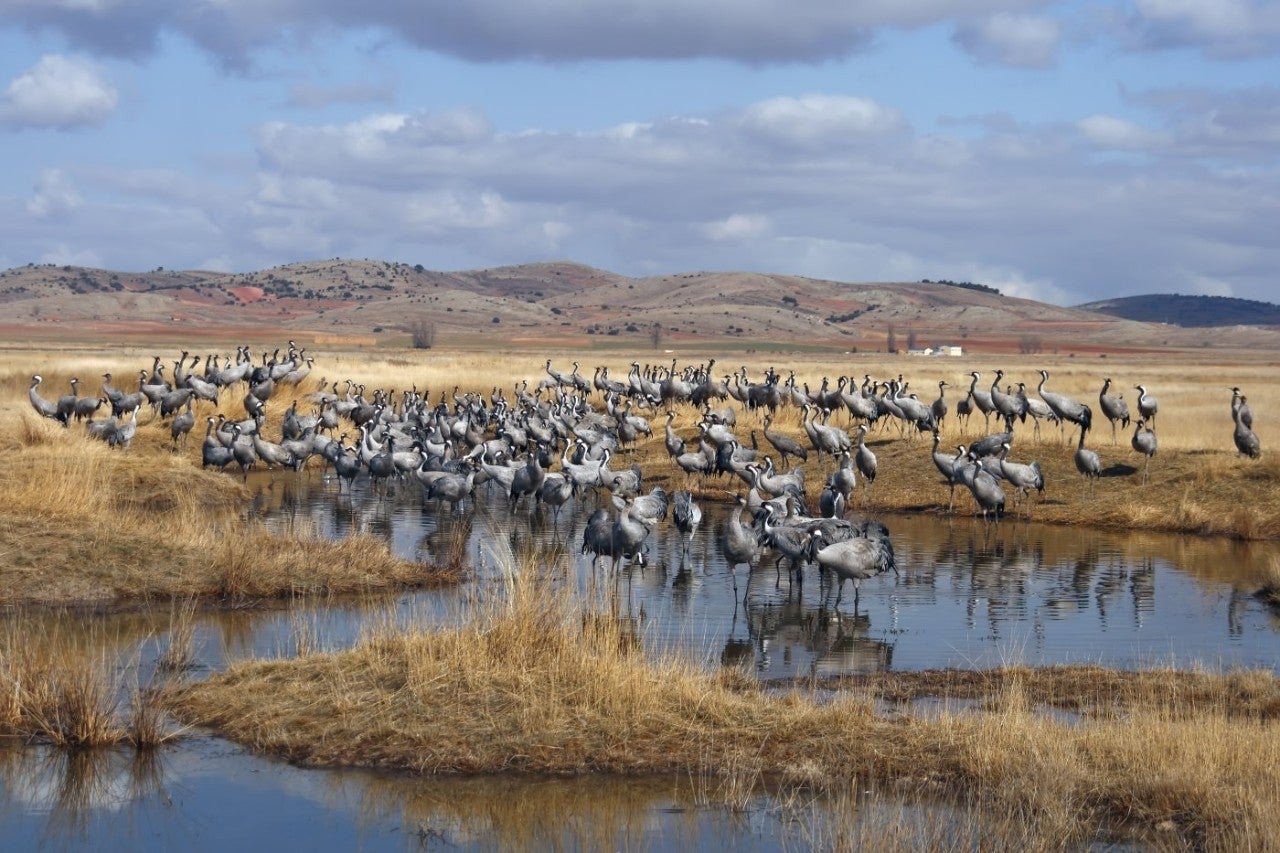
[
  {"left": 0, "top": 412, "right": 460, "bottom": 608},
  {"left": 169, "top": 554, "right": 1280, "bottom": 849}
]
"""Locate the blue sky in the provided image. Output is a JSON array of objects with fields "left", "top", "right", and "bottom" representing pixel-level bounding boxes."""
[{"left": 1, "top": 1, "right": 1277, "bottom": 306}]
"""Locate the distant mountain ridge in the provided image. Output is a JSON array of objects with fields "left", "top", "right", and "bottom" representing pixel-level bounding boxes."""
[
  {"left": 2, "top": 259, "right": 1279, "bottom": 351},
  {"left": 1077, "top": 294, "right": 1280, "bottom": 328}
]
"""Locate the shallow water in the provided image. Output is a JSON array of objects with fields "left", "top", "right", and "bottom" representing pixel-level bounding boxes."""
[
  {"left": 2, "top": 468, "right": 1276, "bottom": 848},
  {"left": 249, "top": 469, "right": 1280, "bottom": 678}
]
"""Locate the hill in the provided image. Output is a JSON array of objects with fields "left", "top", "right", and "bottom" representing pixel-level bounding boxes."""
[
  {"left": 2, "top": 259, "right": 1278, "bottom": 352},
  {"left": 1077, "top": 294, "right": 1280, "bottom": 328}
]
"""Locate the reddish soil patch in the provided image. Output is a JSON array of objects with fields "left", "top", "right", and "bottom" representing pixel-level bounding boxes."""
[{"left": 230, "top": 286, "right": 264, "bottom": 303}]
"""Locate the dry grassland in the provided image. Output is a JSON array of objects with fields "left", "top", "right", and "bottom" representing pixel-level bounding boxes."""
[{"left": 171, "top": 550, "right": 1280, "bottom": 849}]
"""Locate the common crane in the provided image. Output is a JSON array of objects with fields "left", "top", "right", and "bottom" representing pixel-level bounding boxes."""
[
  {"left": 1233, "top": 396, "right": 1261, "bottom": 459},
  {"left": 1098, "top": 378, "right": 1130, "bottom": 443},
  {"left": 1131, "top": 419, "right": 1157, "bottom": 484},
  {"left": 1135, "top": 385, "right": 1158, "bottom": 425}
]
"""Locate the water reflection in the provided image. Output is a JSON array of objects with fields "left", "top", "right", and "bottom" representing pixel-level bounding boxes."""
[
  {"left": 0, "top": 740, "right": 909, "bottom": 851},
  {"left": 248, "top": 469, "right": 1280, "bottom": 675}
]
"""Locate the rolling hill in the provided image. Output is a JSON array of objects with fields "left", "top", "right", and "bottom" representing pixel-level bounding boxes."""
[
  {"left": 1076, "top": 294, "right": 1280, "bottom": 328},
  {"left": 2, "top": 259, "right": 1278, "bottom": 352}
]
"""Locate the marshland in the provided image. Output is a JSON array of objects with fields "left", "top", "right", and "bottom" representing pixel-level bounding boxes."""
[{"left": 2, "top": 340, "right": 1278, "bottom": 849}]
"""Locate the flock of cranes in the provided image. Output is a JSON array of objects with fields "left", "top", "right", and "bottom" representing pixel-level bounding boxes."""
[{"left": 24, "top": 348, "right": 1264, "bottom": 610}]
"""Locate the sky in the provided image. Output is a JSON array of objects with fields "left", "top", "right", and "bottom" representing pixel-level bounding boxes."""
[{"left": 1, "top": 1, "right": 1277, "bottom": 307}]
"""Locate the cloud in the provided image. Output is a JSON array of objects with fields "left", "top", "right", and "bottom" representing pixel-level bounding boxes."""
[
  {"left": 952, "top": 12, "right": 1060, "bottom": 67},
  {"left": 1117, "top": 0, "right": 1280, "bottom": 58},
  {"left": 0, "top": 1, "right": 1064, "bottom": 66},
  {"left": 26, "top": 168, "right": 83, "bottom": 218},
  {"left": 7, "top": 85, "right": 1280, "bottom": 304},
  {"left": 0, "top": 54, "right": 118, "bottom": 129},
  {"left": 703, "top": 213, "right": 770, "bottom": 241},
  {"left": 1076, "top": 114, "right": 1168, "bottom": 150},
  {"left": 740, "top": 94, "right": 905, "bottom": 149}
]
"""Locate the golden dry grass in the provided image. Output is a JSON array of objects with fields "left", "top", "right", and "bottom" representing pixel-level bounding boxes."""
[
  {"left": 169, "top": 547, "right": 1280, "bottom": 848},
  {"left": 0, "top": 616, "right": 178, "bottom": 749}
]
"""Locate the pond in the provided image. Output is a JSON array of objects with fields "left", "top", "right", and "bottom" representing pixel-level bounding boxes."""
[{"left": 2, "top": 467, "right": 1275, "bottom": 848}]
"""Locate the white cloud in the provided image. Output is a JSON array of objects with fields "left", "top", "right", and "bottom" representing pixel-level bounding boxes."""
[
  {"left": 1183, "top": 271, "right": 1233, "bottom": 297},
  {"left": 740, "top": 94, "right": 905, "bottom": 148},
  {"left": 0, "top": 54, "right": 118, "bottom": 130},
  {"left": 1120, "top": 0, "right": 1280, "bottom": 58},
  {"left": 952, "top": 12, "right": 1060, "bottom": 67},
  {"left": 38, "top": 243, "right": 102, "bottom": 267},
  {"left": 1076, "top": 114, "right": 1167, "bottom": 150},
  {"left": 703, "top": 213, "right": 770, "bottom": 241},
  {"left": 26, "top": 169, "right": 83, "bottom": 218}
]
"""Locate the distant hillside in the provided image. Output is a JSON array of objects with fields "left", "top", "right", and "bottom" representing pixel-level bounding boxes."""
[
  {"left": 1078, "top": 294, "right": 1280, "bottom": 328},
  {"left": 2, "top": 259, "right": 1279, "bottom": 351}
]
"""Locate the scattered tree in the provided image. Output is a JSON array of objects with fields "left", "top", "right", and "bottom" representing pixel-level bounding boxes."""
[
  {"left": 886, "top": 324, "right": 897, "bottom": 353},
  {"left": 1018, "top": 334, "right": 1044, "bottom": 354},
  {"left": 650, "top": 322, "right": 663, "bottom": 349}
]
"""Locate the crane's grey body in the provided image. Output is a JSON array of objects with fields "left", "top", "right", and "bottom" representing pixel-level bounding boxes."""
[
  {"left": 1233, "top": 397, "right": 1261, "bottom": 459},
  {"left": 1131, "top": 419, "right": 1157, "bottom": 483}
]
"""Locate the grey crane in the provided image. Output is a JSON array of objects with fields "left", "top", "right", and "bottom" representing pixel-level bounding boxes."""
[
  {"left": 536, "top": 472, "right": 575, "bottom": 522},
  {"left": 252, "top": 427, "right": 296, "bottom": 472},
  {"left": 967, "top": 371, "right": 996, "bottom": 430},
  {"left": 56, "top": 378, "right": 79, "bottom": 425},
  {"left": 997, "top": 443, "right": 1044, "bottom": 511},
  {"left": 721, "top": 495, "right": 761, "bottom": 598},
  {"left": 663, "top": 411, "right": 687, "bottom": 461},
  {"left": 1074, "top": 427, "right": 1101, "bottom": 486},
  {"left": 805, "top": 524, "right": 897, "bottom": 611},
  {"left": 609, "top": 496, "right": 654, "bottom": 571},
  {"left": 1131, "top": 419, "right": 1157, "bottom": 484},
  {"left": 508, "top": 446, "right": 547, "bottom": 508},
  {"left": 955, "top": 393, "right": 973, "bottom": 431},
  {"left": 818, "top": 480, "right": 847, "bottom": 519},
  {"left": 759, "top": 504, "right": 812, "bottom": 585},
  {"left": 1135, "top": 384, "right": 1158, "bottom": 425},
  {"left": 28, "top": 375, "right": 64, "bottom": 424},
  {"left": 830, "top": 449, "right": 858, "bottom": 502},
  {"left": 426, "top": 461, "right": 478, "bottom": 513},
  {"left": 1233, "top": 396, "right": 1261, "bottom": 459},
  {"left": 854, "top": 424, "right": 877, "bottom": 501},
  {"left": 72, "top": 387, "right": 106, "bottom": 423},
  {"left": 930, "top": 380, "right": 949, "bottom": 428},
  {"left": 672, "top": 490, "right": 702, "bottom": 560},
  {"left": 170, "top": 399, "right": 196, "bottom": 449},
  {"left": 201, "top": 417, "right": 234, "bottom": 470},
  {"left": 581, "top": 508, "right": 618, "bottom": 567},
  {"left": 930, "top": 433, "right": 961, "bottom": 512},
  {"left": 1229, "top": 387, "right": 1252, "bottom": 430},
  {"left": 229, "top": 422, "right": 258, "bottom": 479},
  {"left": 1037, "top": 369, "right": 1092, "bottom": 442},
  {"left": 1013, "top": 382, "right": 1056, "bottom": 441},
  {"left": 954, "top": 453, "right": 1005, "bottom": 521},
  {"left": 990, "top": 370, "right": 1025, "bottom": 423},
  {"left": 108, "top": 405, "right": 140, "bottom": 450},
  {"left": 761, "top": 414, "right": 808, "bottom": 469},
  {"left": 1098, "top": 378, "right": 1130, "bottom": 443},
  {"left": 630, "top": 486, "right": 670, "bottom": 526},
  {"left": 801, "top": 403, "right": 849, "bottom": 462}
]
